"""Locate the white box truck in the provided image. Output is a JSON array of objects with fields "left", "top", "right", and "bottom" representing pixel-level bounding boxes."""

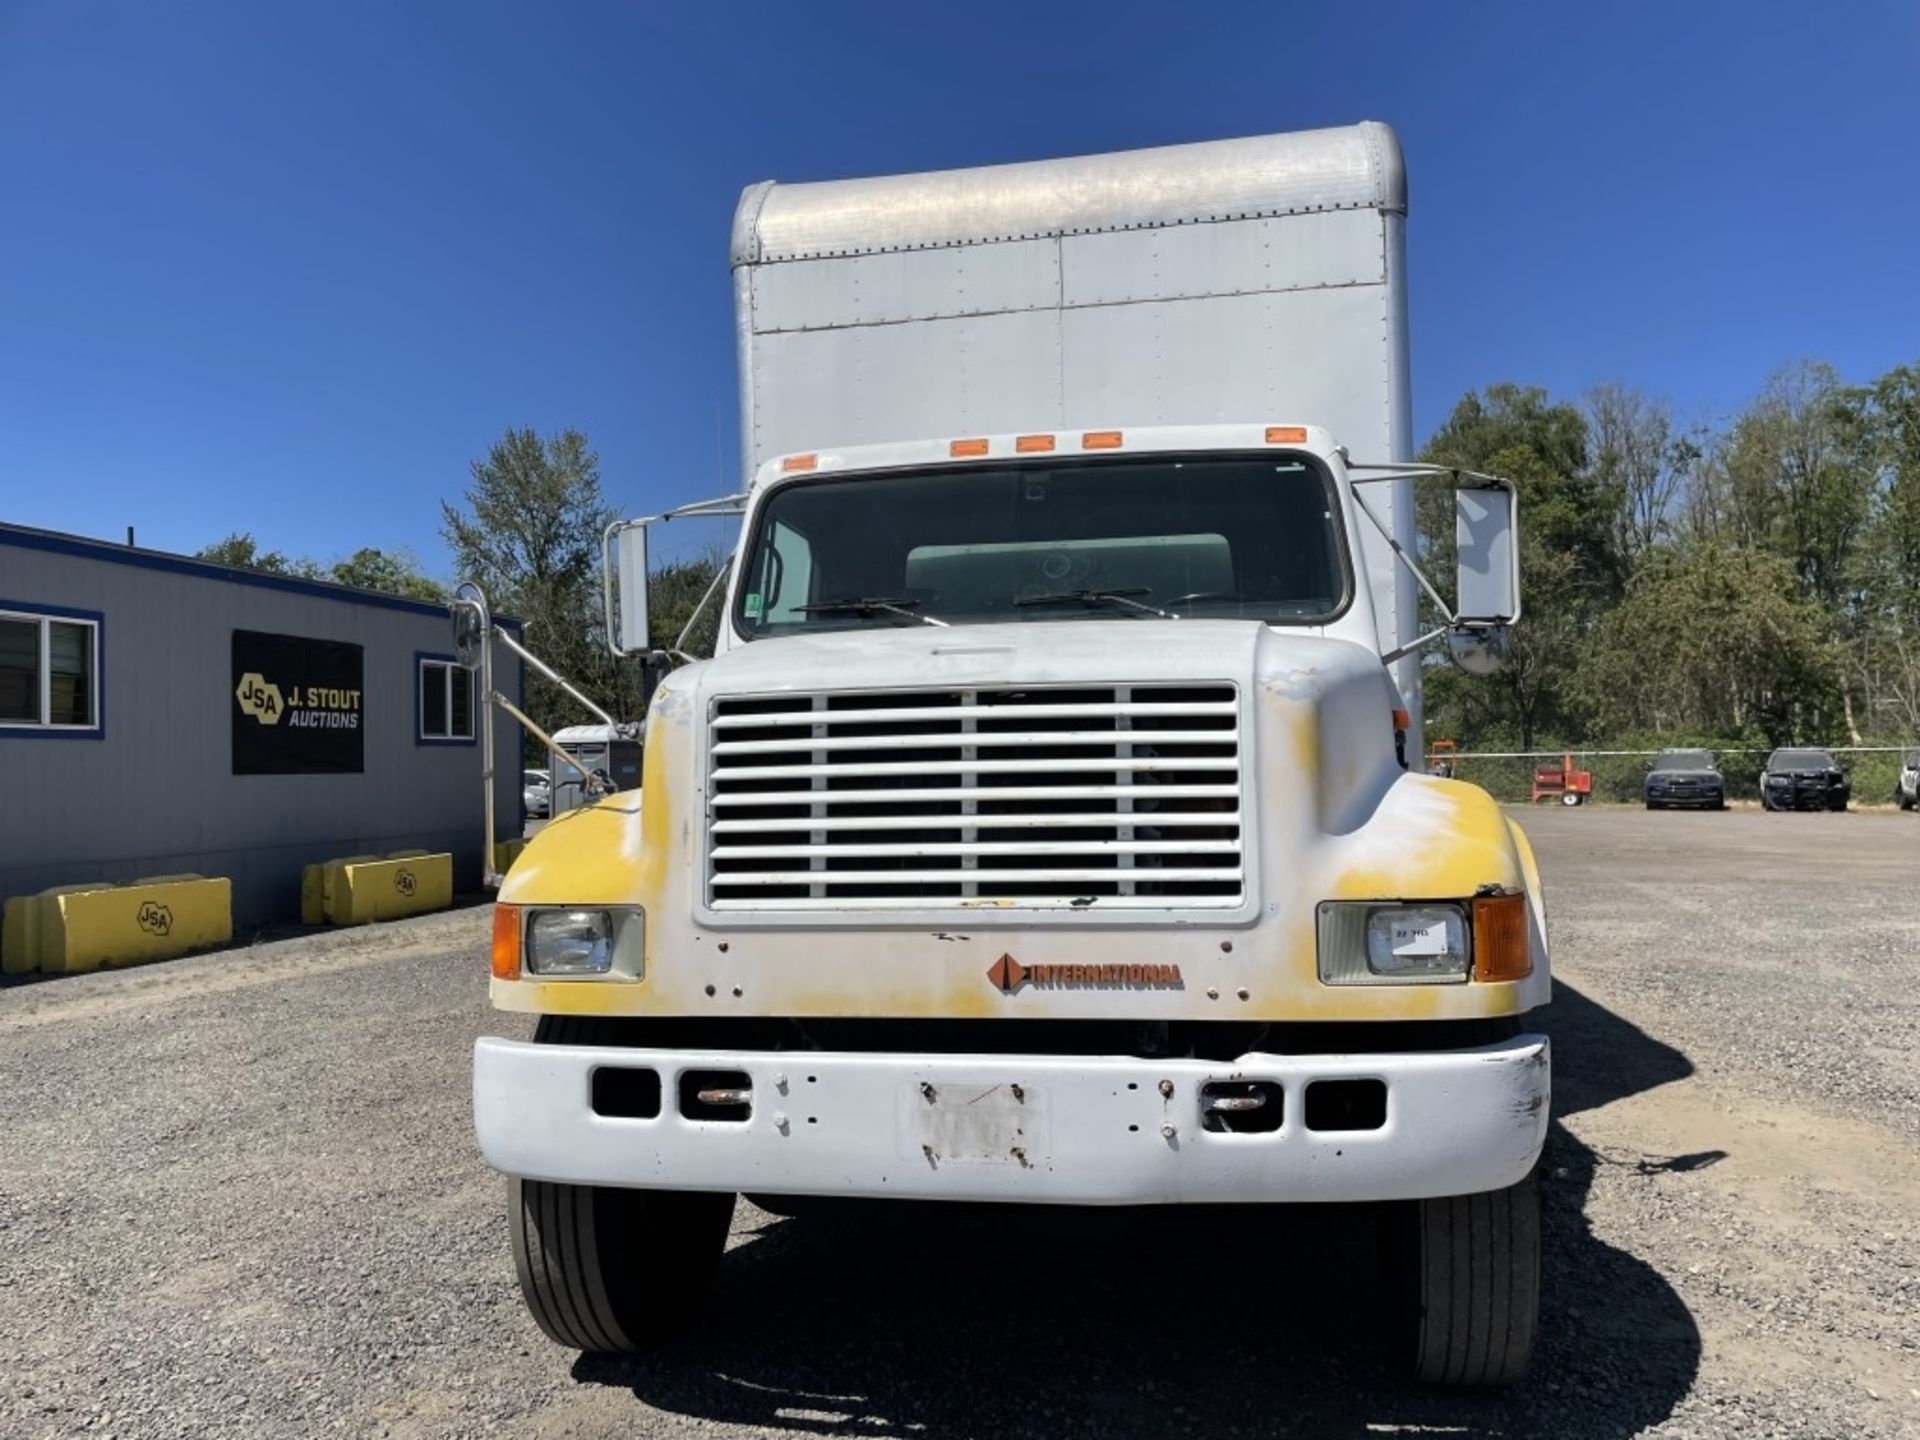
[{"left": 466, "top": 121, "right": 1549, "bottom": 1385}]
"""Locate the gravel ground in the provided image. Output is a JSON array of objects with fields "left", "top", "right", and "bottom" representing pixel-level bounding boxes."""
[{"left": 1, "top": 807, "right": 1915, "bottom": 1439}]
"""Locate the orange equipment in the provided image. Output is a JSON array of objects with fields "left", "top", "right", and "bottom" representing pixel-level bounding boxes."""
[
  {"left": 1531, "top": 752, "right": 1592, "bottom": 806},
  {"left": 1426, "top": 739, "right": 1459, "bottom": 779}
]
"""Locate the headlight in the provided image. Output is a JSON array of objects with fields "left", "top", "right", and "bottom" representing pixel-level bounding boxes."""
[
  {"left": 1317, "top": 902, "right": 1471, "bottom": 985},
  {"left": 525, "top": 908, "right": 635, "bottom": 977}
]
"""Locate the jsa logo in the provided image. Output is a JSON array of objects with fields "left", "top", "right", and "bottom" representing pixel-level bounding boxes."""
[{"left": 235, "top": 673, "right": 284, "bottom": 725}]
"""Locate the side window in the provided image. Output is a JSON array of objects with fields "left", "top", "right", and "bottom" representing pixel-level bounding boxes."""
[
  {"left": 418, "top": 657, "right": 475, "bottom": 743},
  {"left": 0, "top": 606, "right": 102, "bottom": 735},
  {"left": 754, "top": 520, "right": 815, "bottom": 626}
]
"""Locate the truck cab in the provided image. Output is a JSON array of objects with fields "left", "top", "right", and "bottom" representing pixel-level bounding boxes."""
[{"left": 468, "top": 124, "right": 1550, "bottom": 1387}]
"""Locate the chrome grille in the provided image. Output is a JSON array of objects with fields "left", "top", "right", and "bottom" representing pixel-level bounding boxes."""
[{"left": 706, "top": 685, "right": 1243, "bottom": 911}]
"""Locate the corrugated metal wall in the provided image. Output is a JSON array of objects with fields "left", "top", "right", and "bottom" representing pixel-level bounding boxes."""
[{"left": 0, "top": 532, "right": 527, "bottom": 926}]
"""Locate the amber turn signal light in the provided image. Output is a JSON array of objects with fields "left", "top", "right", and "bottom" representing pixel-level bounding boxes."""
[
  {"left": 1471, "top": 892, "right": 1531, "bottom": 982},
  {"left": 1266, "top": 425, "right": 1309, "bottom": 444},
  {"left": 491, "top": 903, "right": 523, "bottom": 981},
  {"left": 949, "top": 438, "right": 989, "bottom": 457},
  {"left": 780, "top": 453, "right": 818, "bottom": 473}
]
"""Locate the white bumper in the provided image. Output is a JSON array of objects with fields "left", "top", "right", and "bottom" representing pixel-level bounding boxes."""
[{"left": 473, "top": 1035, "right": 1548, "bottom": 1205}]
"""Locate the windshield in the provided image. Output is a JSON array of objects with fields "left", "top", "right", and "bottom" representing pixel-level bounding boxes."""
[
  {"left": 734, "top": 456, "right": 1348, "bottom": 637},
  {"left": 1769, "top": 749, "right": 1834, "bottom": 771},
  {"left": 1653, "top": 750, "right": 1714, "bottom": 771}
]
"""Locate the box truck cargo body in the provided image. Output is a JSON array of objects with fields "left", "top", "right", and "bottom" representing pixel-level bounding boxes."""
[
  {"left": 468, "top": 122, "right": 1549, "bottom": 1386},
  {"left": 730, "top": 121, "right": 1422, "bottom": 733}
]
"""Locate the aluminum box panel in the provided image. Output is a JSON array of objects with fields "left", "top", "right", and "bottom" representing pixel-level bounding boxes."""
[
  {"left": 1060, "top": 208, "right": 1384, "bottom": 308},
  {"left": 750, "top": 238, "right": 1059, "bottom": 334},
  {"left": 747, "top": 308, "right": 1062, "bottom": 456}
]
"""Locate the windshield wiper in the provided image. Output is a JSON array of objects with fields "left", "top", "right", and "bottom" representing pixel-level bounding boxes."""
[
  {"left": 1014, "top": 588, "right": 1177, "bottom": 619},
  {"left": 794, "top": 596, "right": 949, "bottom": 627}
]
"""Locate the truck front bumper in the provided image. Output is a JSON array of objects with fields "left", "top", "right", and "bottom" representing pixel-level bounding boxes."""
[{"left": 473, "top": 1034, "right": 1549, "bottom": 1205}]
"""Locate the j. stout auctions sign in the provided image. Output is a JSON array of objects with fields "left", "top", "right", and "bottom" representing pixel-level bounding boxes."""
[{"left": 231, "top": 629, "right": 365, "bottom": 774}]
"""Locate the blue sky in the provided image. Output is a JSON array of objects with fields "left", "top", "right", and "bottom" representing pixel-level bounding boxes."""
[{"left": 3, "top": 2, "right": 1917, "bottom": 577}]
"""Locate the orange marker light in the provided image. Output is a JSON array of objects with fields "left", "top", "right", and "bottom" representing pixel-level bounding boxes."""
[
  {"left": 1266, "top": 426, "right": 1309, "bottom": 444},
  {"left": 1471, "top": 892, "right": 1531, "bottom": 982},
  {"left": 1392, "top": 708, "right": 1411, "bottom": 732},
  {"left": 780, "top": 453, "right": 818, "bottom": 473},
  {"left": 491, "top": 903, "right": 523, "bottom": 981},
  {"left": 1015, "top": 434, "right": 1056, "bottom": 453},
  {"left": 949, "top": 438, "right": 989, "bottom": 457},
  {"left": 1082, "top": 430, "right": 1123, "bottom": 450}
]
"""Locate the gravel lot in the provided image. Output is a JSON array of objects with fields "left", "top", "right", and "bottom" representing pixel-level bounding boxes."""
[{"left": 2, "top": 807, "right": 1916, "bottom": 1439}]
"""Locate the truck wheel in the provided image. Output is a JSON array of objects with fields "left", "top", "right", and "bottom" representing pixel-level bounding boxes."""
[
  {"left": 1560, "top": 791, "right": 1581, "bottom": 807},
  {"left": 511, "top": 1013, "right": 735, "bottom": 1352},
  {"left": 1406, "top": 1169, "right": 1541, "bottom": 1386},
  {"left": 510, "top": 1177, "right": 734, "bottom": 1353}
]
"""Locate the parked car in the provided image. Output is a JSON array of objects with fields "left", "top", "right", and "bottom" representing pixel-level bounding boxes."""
[
  {"left": 522, "top": 768, "right": 551, "bottom": 818},
  {"left": 1896, "top": 751, "right": 1920, "bottom": 811},
  {"left": 1759, "top": 748, "right": 1849, "bottom": 812},
  {"left": 1643, "top": 748, "right": 1724, "bottom": 810}
]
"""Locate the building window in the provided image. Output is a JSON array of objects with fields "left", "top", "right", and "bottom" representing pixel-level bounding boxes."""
[
  {"left": 418, "top": 656, "right": 475, "bottom": 743},
  {"left": 0, "top": 605, "right": 101, "bottom": 734}
]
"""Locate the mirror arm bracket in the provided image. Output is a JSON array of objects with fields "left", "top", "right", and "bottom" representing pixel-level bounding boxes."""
[
  {"left": 602, "top": 493, "right": 748, "bottom": 659},
  {"left": 1350, "top": 483, "right": 1458, "bottom": 626},
  {"left": 1382, "top": 626, "right": 1449, "bottom": 666}
]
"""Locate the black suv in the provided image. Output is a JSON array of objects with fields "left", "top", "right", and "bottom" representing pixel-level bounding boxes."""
[
  {"left": 1760, "top": 748, "right": 1850, "bottom": 812},
  {"left": 1643, "top": 749, "right": 1725, "bottom": 810}
]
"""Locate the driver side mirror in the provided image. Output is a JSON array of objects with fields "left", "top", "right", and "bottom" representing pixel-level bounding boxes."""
[
  {"left": 607, "top": 521, "right": 651, "bottom": 657},
  {"left": 1447, "top": 483, "right": 1518, "bottom": 676},
  {"left": 1455, "top": 484, "right": 1518, "bottom": 625}
]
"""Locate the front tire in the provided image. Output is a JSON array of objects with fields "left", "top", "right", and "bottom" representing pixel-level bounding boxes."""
[
  {"left": 1405, "top": 1169, "right": 1542, "bottom": 1386},
  {"left": 511, "top": 1177, "right": 735, "bottom": 1353}
]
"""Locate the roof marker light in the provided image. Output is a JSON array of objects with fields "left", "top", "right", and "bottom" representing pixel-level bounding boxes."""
[
  {"left": 1082, "top": 430, "right": 1123, "bottom": 450},
  {"left": 781, "top": 453, "right": 818, "bottom": 473},
  {"left": 1015, "top": 434, "right": 1056, "bottom": 453},
  {"left": 949, "top": 438, "right": 989, "bottom": 457},
  {"left": 1266, "top": 426, "right": 1309, "bottom": 444}
]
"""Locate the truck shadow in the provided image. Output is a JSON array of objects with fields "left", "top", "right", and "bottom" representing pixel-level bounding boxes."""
[{"left": 573, "top": 981, "right": 1705, "bottom": 1438}]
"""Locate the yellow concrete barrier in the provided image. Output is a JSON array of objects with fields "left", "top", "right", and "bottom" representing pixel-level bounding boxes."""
[
  {"left": 307, "top": 851, "right": 452, "bottom": 926},
  {"left": 3, "top": 884, "right": 106, "bottom": 974},
  {"left": 301, "top": 856, "right": 379, "bottom": 924},
  {"left": 38, "top": 876, "right": 232, "bottom": 974},
  {"left": 491, "top": 839, "right": 527, "bottom": 876},
  {"left": 5, "top": 887, "right": 114, "bottom": 975}
]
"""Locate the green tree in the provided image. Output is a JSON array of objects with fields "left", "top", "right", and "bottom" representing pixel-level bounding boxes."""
[
  {"left": 1838, "top": 362, "right": 1920, "bottom": 734},
  {"left": 648, "top": 549, "right": 729, "bottom": 656},
  {"left": 1417, "top": 384, "right": 1606, "bottom": 750},
  {"left": 328, "top": 547, "right": 447, "bottom": 603},
  {"left": 441, "top": 427, "right": 635, "bottom": 736},
  {"left": 1572, "top": 543, "right": 1841, "bottom": 743},
  {"left": 1720, "top": 361, "right": 1868, "bottom": 608},
  {"left": 196, "top": 532, "right": 321, "bottom": 579},
  {"left": 1585, "top": 383, "right": 1699, "bottom": 573}
]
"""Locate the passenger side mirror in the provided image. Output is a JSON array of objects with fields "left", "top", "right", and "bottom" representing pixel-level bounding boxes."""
[
  {"left": 1455, "top": 484, "right": 1519, "bottom": 625},
  {"left": 606, "top": 521, "right": 651, "bottom": 657},
  {"left": 450, "top": 583, "right": 489, "bottom": 672}
]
